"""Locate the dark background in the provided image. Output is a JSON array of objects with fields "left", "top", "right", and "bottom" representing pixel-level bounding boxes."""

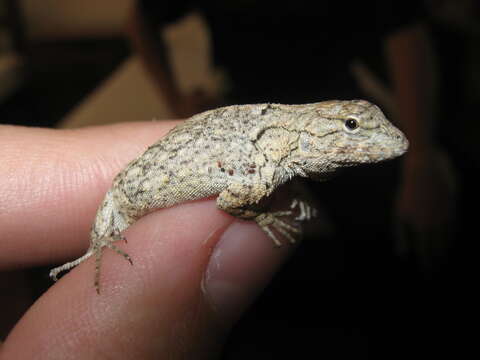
[{"left": 1, "top": 1, "right": 479, "bottom": 358}]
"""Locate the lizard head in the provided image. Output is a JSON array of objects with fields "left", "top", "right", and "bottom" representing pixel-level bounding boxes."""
[{"left": 294, "top": 100, "right": 409, "bottom": 175}]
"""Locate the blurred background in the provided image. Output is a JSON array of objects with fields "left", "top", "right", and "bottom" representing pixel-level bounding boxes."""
[{"left": 1, "top": 0, "right": 479, "bottom": 358}]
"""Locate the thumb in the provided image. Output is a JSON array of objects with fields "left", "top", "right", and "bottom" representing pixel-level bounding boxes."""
[{"left": 2, "top": 199, "right": 296, "bottom": 359}]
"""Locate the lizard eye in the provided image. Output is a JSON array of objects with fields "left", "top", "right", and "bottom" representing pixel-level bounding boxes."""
[{"left": 345, "top": 118, "right": 359, "bottom": 131}]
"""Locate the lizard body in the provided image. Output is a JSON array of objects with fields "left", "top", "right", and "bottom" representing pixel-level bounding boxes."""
[{"left": 50, "top": 100, "right": 408, "bottom": 292}]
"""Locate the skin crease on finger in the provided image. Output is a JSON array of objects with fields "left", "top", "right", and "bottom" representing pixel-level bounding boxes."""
[{"left": 0, "top": 123, "right": 297, "bottom": 359}]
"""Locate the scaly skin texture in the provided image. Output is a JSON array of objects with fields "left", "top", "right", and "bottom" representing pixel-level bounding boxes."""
[{"left": 50, "top": 100, "right": 408, "bottom": 293}]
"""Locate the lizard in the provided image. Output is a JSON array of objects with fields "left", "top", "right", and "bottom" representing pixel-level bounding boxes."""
[{"left": 49, "top": 99, "right": 408, "bottom": 293}]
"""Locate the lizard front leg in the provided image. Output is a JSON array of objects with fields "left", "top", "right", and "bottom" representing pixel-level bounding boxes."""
[{"left": 217, "top": 182, "right": 316, "bottom": 246}]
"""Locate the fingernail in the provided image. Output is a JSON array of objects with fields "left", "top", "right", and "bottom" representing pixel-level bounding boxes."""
[{"left": 203, "top": 221, "right": 294, "bottom": 325}]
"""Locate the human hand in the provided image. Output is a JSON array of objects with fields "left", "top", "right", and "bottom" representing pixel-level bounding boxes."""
[
  {"left": 0, "top": 122, "right": 300, "bottom": 359},
  {"left": 394, "top": 147, "right": 457, "bottom": 275}
]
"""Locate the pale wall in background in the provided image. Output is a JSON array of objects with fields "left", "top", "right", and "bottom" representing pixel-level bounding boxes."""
[
  {"left": 16, "top": 1, "right": 217, "bottom": 128},
  {"left": 20, "top": 0, "right": 132, "bottom": 39}
]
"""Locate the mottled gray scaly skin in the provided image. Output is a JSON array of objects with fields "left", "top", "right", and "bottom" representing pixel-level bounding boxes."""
[{"left": 50, "top": 100, "right": 408, "bottom": 292}]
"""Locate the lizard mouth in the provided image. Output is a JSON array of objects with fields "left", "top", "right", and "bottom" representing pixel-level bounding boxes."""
[
  {"left": 358, "top": 128, "right": 409, "bottom": 162},
  {"left": 333, "top": 140, "right": 409, "bottom": 165}
]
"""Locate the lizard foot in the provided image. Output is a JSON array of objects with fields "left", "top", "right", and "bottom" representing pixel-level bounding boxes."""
[
  {"left": 255, "top": 198, "right": 318, "bottom": 246},
  {"left": 49, "top": 234, "right": 132, "bottom": 294},
  {"left": 255, "top": 211, "right": 300, "bottom": 246},
  {"left": 290, "top": 199, "right": 318, "bottom": 221}
]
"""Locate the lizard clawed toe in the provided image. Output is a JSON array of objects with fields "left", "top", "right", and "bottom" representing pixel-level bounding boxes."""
[
  {"left": 256, "top": 212, "right": 302, "bottom": 246},
  {"left": 290, "top": 199, "right": 318, "bottom": 221},
  {"left": 92, "top": 236, "right": 132, "bottom": 293}
]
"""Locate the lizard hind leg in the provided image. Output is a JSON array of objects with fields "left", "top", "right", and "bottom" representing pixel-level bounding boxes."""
[
  {"left": 49, "top": 189, "right": 134, "bottom": 293},
  {"left": 92, "top": 235, "right": 133, "bottom": 294},
  {"left": 49, "top": 233, "right": 133, "bottom": 293}
]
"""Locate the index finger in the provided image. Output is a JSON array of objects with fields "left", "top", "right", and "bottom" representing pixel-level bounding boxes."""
[{"left": 0, "top": 121, "right": 178, "bottom": 269}]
